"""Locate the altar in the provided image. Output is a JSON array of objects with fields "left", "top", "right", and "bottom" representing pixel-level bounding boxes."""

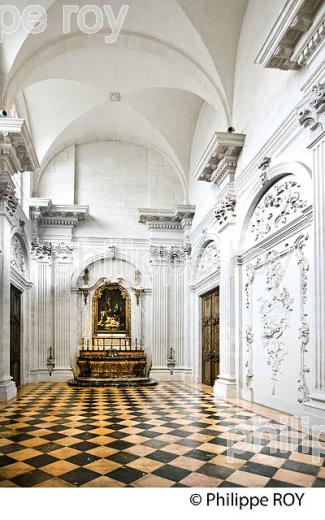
[{"left": 69, "top": 281, "right": 156, "bottom": 387}]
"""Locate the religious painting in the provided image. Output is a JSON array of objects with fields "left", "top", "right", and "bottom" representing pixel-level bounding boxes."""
[{"left": 93, "top": 283, "right": 130, "bottom": 335}]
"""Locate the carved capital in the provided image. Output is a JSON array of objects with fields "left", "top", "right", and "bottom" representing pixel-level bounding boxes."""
[
  {"left": 52, "top": 242, "right": 74, "bottom": 261},
  {"left": 215, "top": 194, "right": 236, "bottom": 228},
  {"left": 0, "top": 177, "right": 18, "bottom": 217},
  {"left": 150, "top": 244, "right": 191, "bottom": 264},
  {"left": 297, "top": 82, "right": 325, "bottom": 135},
  {"left": 31, "top": 239, "right": 53, "bottom": 261}
]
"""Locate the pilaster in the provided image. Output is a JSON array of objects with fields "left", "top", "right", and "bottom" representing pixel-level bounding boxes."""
[
  {"left": 52, "top": 243, "right": 74, "bottom": 379},
  {"left": 297, "top": 81, "right": 325, "bottom": 408},
  {"left": 214, "top": 212, "right": 237, "bottom": 398},
  {"left": 150, "top": 247, "right": 170, "bottom": 371},
  {"left": 0, "top": 174, "right": 18, "bottom": 400}
]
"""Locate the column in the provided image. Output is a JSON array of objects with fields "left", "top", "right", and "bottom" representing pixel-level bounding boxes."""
[
  {"left": 297, "top": 82, "right": 325, "bottom": 408},
  {"left": 0, "top": 174, "right": 18, "bottom": 400},
  {"left": 214, "top": 197, "right": 237, "bottom": 397}
]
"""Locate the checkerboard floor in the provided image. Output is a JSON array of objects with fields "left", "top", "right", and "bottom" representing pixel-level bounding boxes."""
[{"left": 1, "top": 382, "right": 325, "bottom": 488}]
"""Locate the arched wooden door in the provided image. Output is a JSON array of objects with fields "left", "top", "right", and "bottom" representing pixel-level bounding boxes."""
[{"left": 201, "top": 288, "right": 219, "bottom": 386}]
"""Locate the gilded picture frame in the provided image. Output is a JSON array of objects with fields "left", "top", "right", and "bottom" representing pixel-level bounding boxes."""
[{"left": 93, "top": 283, "right": 131, "bottom": 336}]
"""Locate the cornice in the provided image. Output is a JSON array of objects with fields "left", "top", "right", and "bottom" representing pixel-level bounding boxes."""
[
  {"left": 137, "top": 205, "right": 195, "bottom": 231},
  {"left": 29, "top": 199, "right": 89, "bottom": 228},
  {"left": 0, "top": 117, "right": 39, "bottom": 172},
  {"left": 255, "top": 0, "right": 324, "bottom": 70},
  {"left": 192, "top": 131, "right": 245, "bottom": 183}
]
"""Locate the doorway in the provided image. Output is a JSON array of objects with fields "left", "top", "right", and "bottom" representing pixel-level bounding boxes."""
[
  {"left": 10, "top": 284, "right": 22, "bottom": 387},
  {"left": 201, "top": 287, "right": 220, "bottom": 386}
]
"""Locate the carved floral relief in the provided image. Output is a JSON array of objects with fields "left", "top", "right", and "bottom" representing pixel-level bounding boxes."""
[
  {"left": 10, "top": 235, "right": 25, "bottom": 275},
  {"left": 196, "top": 241, "right": 220, "bottom": 281},
  {"left": 248, "top": 180, "right": 308, "bottom": 244}
]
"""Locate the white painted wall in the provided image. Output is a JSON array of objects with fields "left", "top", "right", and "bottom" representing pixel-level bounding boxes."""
[{"left": 38, "top": 141, "right": 184, "bottom": 238}]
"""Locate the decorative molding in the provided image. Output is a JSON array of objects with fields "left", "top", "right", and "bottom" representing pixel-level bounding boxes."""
[
  {"left": 196, "top": 241, "right": 220, "bottom": 282},
  {"left": 297, "top": 82, "right": 325, "bottom": 139},
  {"left": 0, "top": 118, "right": 39, "bottom": 172},
  {"left": 10, "top": 235, "right": 25, "bottom": 275},
  {"left": 31, "top": 239, "right": 53, "bottom": 261},
  {"left": 193, "top": 131, "right": 245, "bottom": 183},
  {"left": 29, "top": 199, "right": 88, "bottom": 236},
  {"left": 52, "top": 242, "right": 74, "bottom": 261},
  {"left": 134, "top": 288, "right": 145, "bottom": 306},
  {"left": 258, "top": 156, "right": 272, "bottom": 186},
  {"left": 110, "top": 92, "right": 121, "bottom": 102},
  {"left": 31, "top": 239, "right": 74, "bottom": 262},
  {"left": 255, "top": 0, "right": 324, "bottom": 70},
  {"left": 105, "top": 245, "right": 116, "bottom": 259},
  {"left": 150, "top": 244, "right": 191, "bottom": 264},
  {"left": 293, "top": 7, "right": 325, "bottom": 66},
  {"left": 294, "top": 234, "right": 311, "bottom": 403},
  {"left": 245, "top": 326, "right": 254, "bottom": 395},
  {"left": 248, "top": 179, "right": 308, "bottom": 244},
  {"left": 138, "top": 205, "right": 195, "bottom": 231},
  {"left": 258, "top": 252, "right": 293, "bottom": 395},
  {"left": 0, "top": 176, "right": 18, "bottom": 217},
  {"left": 214, "top": 193, "right": 236, "bottom": 229}
]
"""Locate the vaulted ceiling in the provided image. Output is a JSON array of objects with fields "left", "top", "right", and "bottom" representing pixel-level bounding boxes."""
[{"left": 0, "top": 0, "right": 248, "bottom": 183}]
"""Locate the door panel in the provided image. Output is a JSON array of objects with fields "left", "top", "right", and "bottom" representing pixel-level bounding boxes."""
[
  {"left": 201, "top": 288, "right": 220, "bottom": 386},
  {"left": 10, "top": 285, "right": 21, "bottom": 386}
]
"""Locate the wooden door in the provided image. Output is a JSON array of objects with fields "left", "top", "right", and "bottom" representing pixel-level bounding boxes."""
[
  {"left": 201, "top": 288, "right": 219, "bottom": 386},
  {"left": 10, "top": 285, "right": 21, "bottom": 386}
]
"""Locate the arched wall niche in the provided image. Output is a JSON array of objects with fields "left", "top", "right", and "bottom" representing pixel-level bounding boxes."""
[
  {"left": 71, "top": 252, "right": 152, "bottom": 355},
  {"left": 238, "top": 161, "right": 314, "bottom": 416}
]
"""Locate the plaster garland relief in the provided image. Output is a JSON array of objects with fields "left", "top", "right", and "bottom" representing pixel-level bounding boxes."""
[
  {"left": 244, "top": 233, "right": 311, "bottom": 401},
  {"left": 196, "top": 241, "right": 220, "bottom": 282},
  {"left": 10, "top": 235, "right": 25, "bottom": 275},
  {"left": 258, "top": 252, "right": 294, "bottom": 396},
  {"left": 248, "top": 179, "right": 308, "bottom": 245},
  {"left": 244, "top": 176, "right": 311, "bottom": 400},
  {"left": 31, "top": 239, "right": 74, "bottom": 262}
]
